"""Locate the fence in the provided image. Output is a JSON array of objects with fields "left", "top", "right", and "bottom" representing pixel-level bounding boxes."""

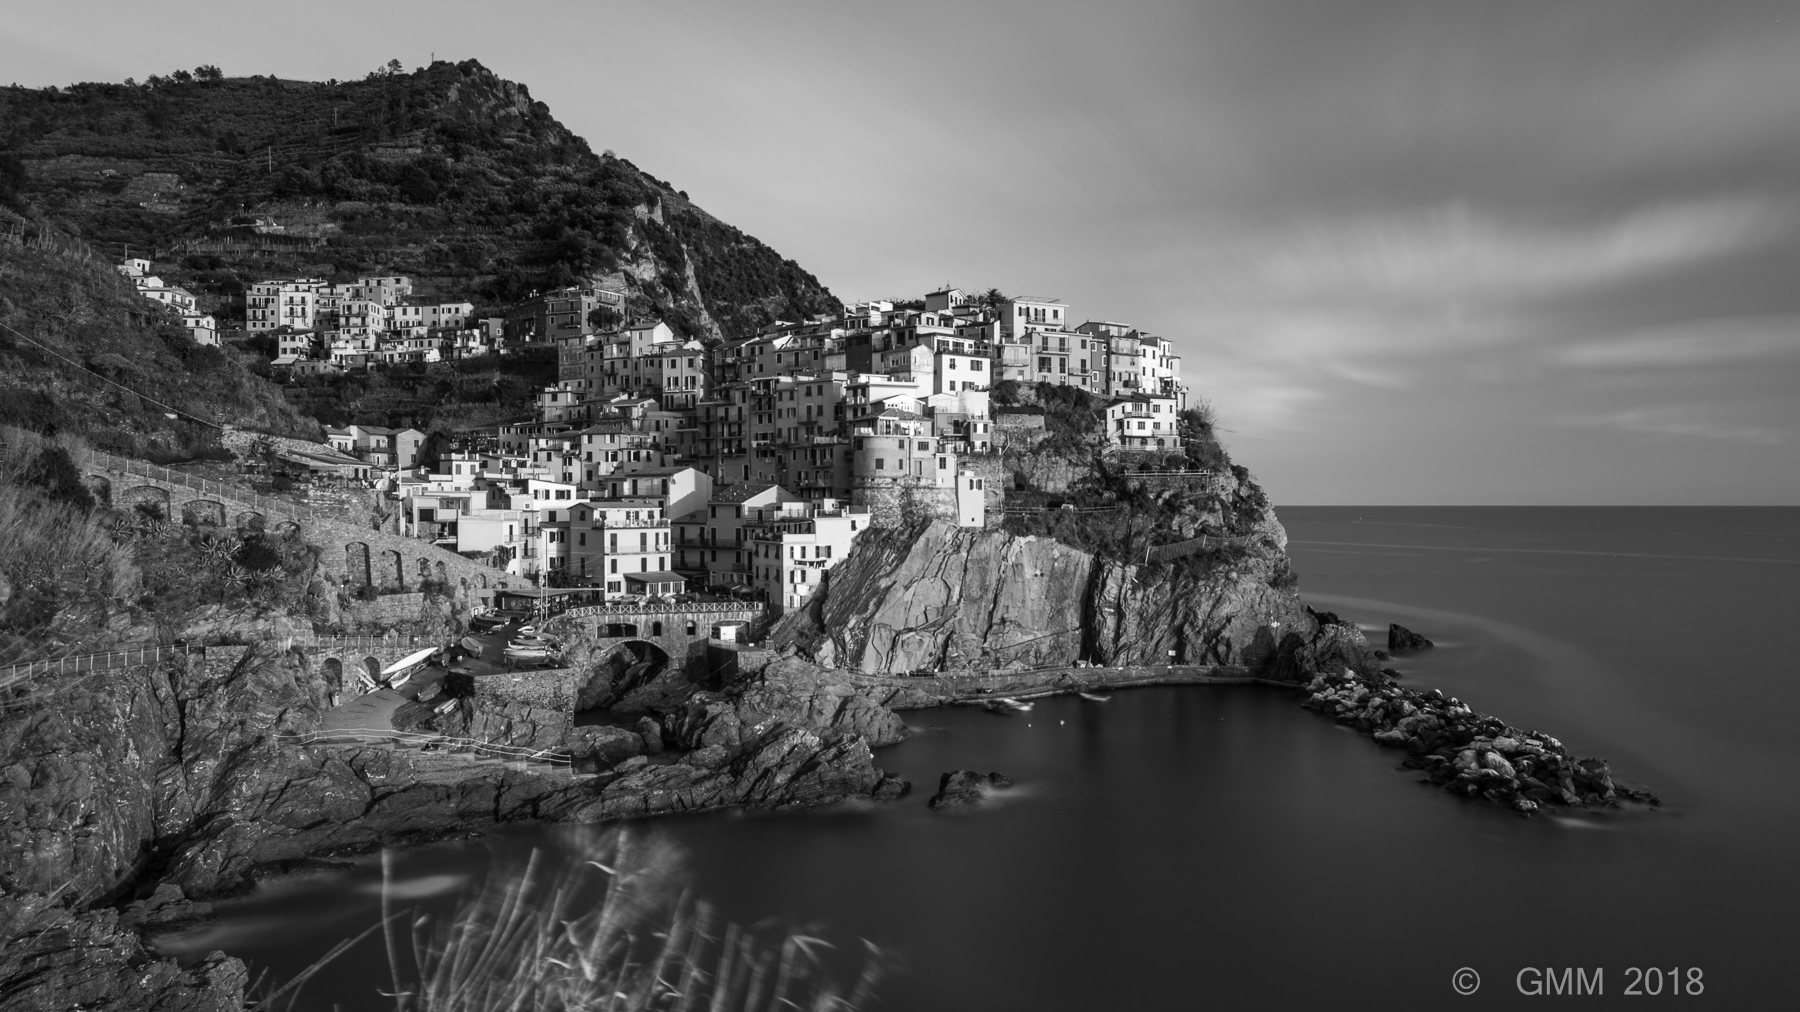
[
  {"left": 277, "top": 727, "right": 573, "bottom": 766},
  {"left": 0, "top": 634, "right": 438, "bottom": 687},
  {"left": 1143, "top": 531, "right": 1267, "bottom": 564},
  {"left": 88, "top": 449, "right": 315, "bottom": 521},
  {"left": 0, "top": 643, "right": 180, "bottom": 684}
]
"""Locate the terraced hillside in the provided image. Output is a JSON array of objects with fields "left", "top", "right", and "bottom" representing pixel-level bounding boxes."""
[{"left": 0, "top": 59, "right": 841, "bottom": 337}]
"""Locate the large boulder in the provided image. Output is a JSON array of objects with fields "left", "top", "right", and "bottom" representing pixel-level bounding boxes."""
[{"left": 1388, "top": 623, "right": 1435, "bottom": 651}]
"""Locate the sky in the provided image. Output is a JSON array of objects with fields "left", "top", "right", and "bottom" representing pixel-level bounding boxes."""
[{"left": 6, "top": 0, "right": 1800, "bottom": 504}]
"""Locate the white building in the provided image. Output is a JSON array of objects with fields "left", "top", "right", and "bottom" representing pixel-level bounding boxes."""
[
  {"left": 746, "top": 498, "right": 871, "bottom": 614},
  {"left": 1103, "top": 394, "right": 1182, "bottom": 449}
]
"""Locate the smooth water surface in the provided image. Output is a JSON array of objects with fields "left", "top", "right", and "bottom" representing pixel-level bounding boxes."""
[{"left": 190, "top": 507, "right": 1800, "bottom": 1008}]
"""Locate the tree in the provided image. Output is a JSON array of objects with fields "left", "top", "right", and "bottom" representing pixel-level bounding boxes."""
[
  {"left": 0, "top": 152, "right": 27, "bottom": 210},
  {"left": 194, "top": 65, "right": 223, "bottom": 81},
  {"left": 171, "top": 69, "right": 194, "bottom": 83},
  {"left": 386, "top": 59, "right": 404, "bottom": 75},
  {"left": 23, "top": 446, "right": 96, "bottom": 513},
  {"left": 587, "top": 305, "right": 621, "bottom": 332}
]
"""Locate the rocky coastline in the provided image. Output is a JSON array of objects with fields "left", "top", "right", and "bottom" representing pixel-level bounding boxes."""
[{"left": 1, "top": 489, "right": 1655, "bottom": 1011}]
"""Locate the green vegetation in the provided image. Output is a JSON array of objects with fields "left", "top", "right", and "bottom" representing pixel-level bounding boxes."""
[
  {"left": 263, "top": 830, "right": 883, "bottom": 1012},
  {"left": 0, "top": 429, "right": 324, "bottom": 666},
  {"left": 992, "top": 383, "right": 1263, "bottom": 561},
  {"left": 0, "top": 226, "right": 321, "bottom": 456},
  {"left": 0, "top": 59, "right": 841, "bottom": 338},
  {"left": 280, "top": 345, "right": 557, "bottom": 435}
]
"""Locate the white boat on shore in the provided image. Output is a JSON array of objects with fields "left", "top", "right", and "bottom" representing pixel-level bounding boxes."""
[
  {"left": 982, "top": 697, "right": 1034, "bottom": 714},
  {"left": 1078, "top": 691, "right": 1111, "bottom": 702}
]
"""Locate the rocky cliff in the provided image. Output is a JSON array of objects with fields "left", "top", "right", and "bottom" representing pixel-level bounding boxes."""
[
  {"left": 0, "top": 638, "right": 901, "bottom": 1010},
  {"left": 770, "top": 516, "right": 1325, "bottom": 677}
]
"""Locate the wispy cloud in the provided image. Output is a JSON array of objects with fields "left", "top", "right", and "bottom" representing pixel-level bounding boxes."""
[
  {"left": 1247, "top": 197, "right": 1787, "bottom": 305},
  {"left": 1558, "top": 405, "right": 1786, "bottom": 446},
  {"left": 1550, "top": 316, "right": 1800, "bottom": 369}
]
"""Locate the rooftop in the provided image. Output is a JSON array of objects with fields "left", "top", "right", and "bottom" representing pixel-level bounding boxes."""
[{"left": 710, "top": 482, "right": 779, "bottom": 504}]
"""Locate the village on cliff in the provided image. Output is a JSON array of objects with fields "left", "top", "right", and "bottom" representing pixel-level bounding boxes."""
[{"left": 138, "top": 268, "right": 1193, "bottom": 618}]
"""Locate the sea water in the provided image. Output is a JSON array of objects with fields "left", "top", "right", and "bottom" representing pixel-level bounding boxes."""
[{"left": 182, "top": 507, "right": 1800, "bottom": 1008}]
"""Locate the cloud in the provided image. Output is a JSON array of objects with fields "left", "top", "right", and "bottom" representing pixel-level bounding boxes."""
[
  {"left": 1550, "top": 316, "right": 1800, "bottom": 369},
  {"left": 1558, "top": 405, "right": 1786, "bottom": 446},
  {"left": 1247, "top": 197, "right": 1787, "bottom": 306}
]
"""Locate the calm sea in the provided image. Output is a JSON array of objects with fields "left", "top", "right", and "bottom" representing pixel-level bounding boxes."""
[{"left": 181, "top": 507, "right": 1800, "bottom": 1008}]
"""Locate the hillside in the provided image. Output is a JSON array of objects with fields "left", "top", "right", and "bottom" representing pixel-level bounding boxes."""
[
  {"left": 0, "top": 214, "right": 321, "bottom": 457},
  {"left": 0, "top": 59, "right": 841, "bottom": 338}
]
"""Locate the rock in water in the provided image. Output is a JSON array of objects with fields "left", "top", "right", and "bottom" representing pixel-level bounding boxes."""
[
  {"left": 1388, "top": 623, "right": 1435, "bottom": 651},
  {"left": 636, "top": 715, "right": 665, "bottom": 754},
  {"left": 927, "top": 770, "right": 1013, "bottom": 809}
]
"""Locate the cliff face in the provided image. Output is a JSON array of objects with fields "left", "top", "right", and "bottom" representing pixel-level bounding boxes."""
[{"left": 771, "top": 517, "right": 1313, "bottom": 675}]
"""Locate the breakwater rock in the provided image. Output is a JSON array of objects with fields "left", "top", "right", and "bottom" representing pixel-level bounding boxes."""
[
  {"left": 1388, "top": 623, "right": 1435, "bottom": 651},
  {"left": 928, "top": 770, "right": 1013, "bottom": 809},
  {"left": 1302, "top": 668, "right": 1658, "bottom": 813}
]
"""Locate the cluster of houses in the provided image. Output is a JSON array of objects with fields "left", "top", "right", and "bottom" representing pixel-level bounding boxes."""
[
  {"left": 109, "top": 253, "right": 1193, "bottom": 611},
  {"left": 116, "top": 258, "right": 218, "bottom": 345},
  {"left": 347, "top": 286, "right": 1191, "bottom": 616},
  {"left": 244, "top": 275, "right": 492, "bottom": 370}
]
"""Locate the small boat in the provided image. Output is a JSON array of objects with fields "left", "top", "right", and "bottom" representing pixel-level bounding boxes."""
[
  {"left": 1077, "top": 691, "right": 1111, "bottom": 702},
  {"left": 982, "top": 697, "right": 1034, "bottom": 714},
  {"left": 504, "top": 644, "right": 556, "bottom": 662}
]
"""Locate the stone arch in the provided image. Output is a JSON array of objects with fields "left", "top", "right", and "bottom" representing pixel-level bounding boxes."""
[
  {"left": 236, "top": 510, "right": 267, "bottom": 531},
  {"left": 435, "top": 560, "right": 447, "bottom": 584},
  {"left": 274, "top": 520, "right": 301, "bottom": 538},
  {"left": 122, "top": 485, "right": 170, "bottom": 517},
  {"left": 378, "top": 549, "right": 404, "bottom": 591},
  {"left": 478, "top": 574, "right": 489, "bottom": 589},
  {"left": 651, "top": 620, "right": 663, "bottom": 636},
  {"left": 182, "top": 498, "right": 226, "bottom": 526},
  {"left": 320, "top": 657, "right": 344, "bottom": 705},
  {"left": 616, "top": 640, "right": 670, "bottom": 667},
  {"left": 417, "top": 557, "right": 432, "bottom": 584},
  {"left": 345, "top": 542, "right": 372, "bottom": 587},
  {"left": 83, "top": 474, "right": 113, "bottom": 507},
  {"left": 362, "top": 657, "right": 382, "bottom": 685}
]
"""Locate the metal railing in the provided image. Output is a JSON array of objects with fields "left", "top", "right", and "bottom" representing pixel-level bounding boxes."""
[
  {"left": 1143, "top": 531, "right": 1267, "bottom": 563},
  {"left": 88, "top": 450, "right": 316, "bottom": 521},
  {"left": 560, "top": 601, "right": 765, "bottom": 619},
  {"left": 0, "top": 643, "right": 178, "bottom": 683}
]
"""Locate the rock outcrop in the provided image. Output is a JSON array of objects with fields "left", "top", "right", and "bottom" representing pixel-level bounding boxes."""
[
  {"left": 0, "top": 632, "right": 908, "bottom": 1010},
  {"left": 663, "top": 656, "right": 913, "bottom": 751},
  {"left": 927, "top": 770, "right": 1013, "bottom": 809},
  {"left": 1388, "top": 623, "right": 1435, "bottom": 651},
  {"left": 771, "top": 520, "right": 1313, "bottom": 675}
]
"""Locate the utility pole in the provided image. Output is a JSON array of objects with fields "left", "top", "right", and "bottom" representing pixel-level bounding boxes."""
[{"left": 267, "top": 146, "right": 273, "bottom": 174}]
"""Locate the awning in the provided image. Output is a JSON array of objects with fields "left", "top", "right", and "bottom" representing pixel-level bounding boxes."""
[{"left": 623, "top": 571, "right": 686, "bottom": 591}]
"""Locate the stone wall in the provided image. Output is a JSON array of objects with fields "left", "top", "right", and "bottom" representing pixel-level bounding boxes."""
[
  {"left": 990, "top": 412, "right": 1046, "bottom": 453},
  {"left": 218, "top": 428, "right": 329, "bottom": 458},
  {"left": 957, "top": 454, "right": 1012, "bottom": 524},
  {"left": 851, "top": 476, "right": 957, "bottom": 529}
]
